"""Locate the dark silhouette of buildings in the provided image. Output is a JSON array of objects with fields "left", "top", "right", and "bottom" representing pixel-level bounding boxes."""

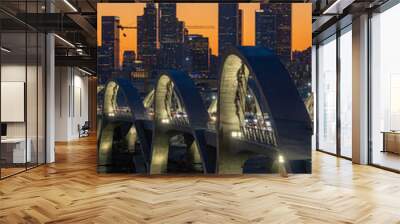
[
  {"left": 218, "top": 3, "right": 242, "bottom": 56},
  {"left": 238, "top": 9, "right": 243, "bottom": 46},
  {"left": 98, "top": 3, "right": 297, "bottom": 86},
  {"left": 122, "top": 50, "right": 136, "bottom": 73},
  {"left": 209, "top": 54, "right": 219, "bottom": 79},
  {"left": 184, "top": 34, "right": 210, "bottom": 78},
  {"left": 158, "top": 3, "right": 185, "bottom": 70},
  {"left": 159, "top": 3, "right": 178, "bottom": 44},
  {"left": 98, "top": 16, "right": 120, "bottom": 85},
  {"left": 256, "top": 3, "right": 291, "bottom": 65},
  {"left": 137, "top": 3, "right": 158, "bottom": 71},
  {"left": 131, "top": 61, "right": 147, "bottom": 79},
  {"left": 288, "top": 47, "right": 311, "bottom": 100}
]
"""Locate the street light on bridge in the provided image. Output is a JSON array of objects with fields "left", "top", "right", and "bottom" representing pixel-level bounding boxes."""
[
  {"left": 231, "top": 131, "right": 243, "bottom": 138},
  {"left": 161, "top": 118, "right": 170, "bottom": 124}
]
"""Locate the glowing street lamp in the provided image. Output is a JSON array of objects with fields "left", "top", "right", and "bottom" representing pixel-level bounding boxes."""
[
  {"left": 278, "top": 155, "right": 285, "bottom": 163},
  {"left": 161, "top": 118, "right": 170, "bottom": 124},
  {"left": 231, "top": 131, "right": 242, "bottom": 138}
]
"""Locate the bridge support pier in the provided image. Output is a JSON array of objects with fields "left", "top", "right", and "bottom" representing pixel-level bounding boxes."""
[
  {"left": 218, "top": 154, "right": 248, "bottom": 174},
  {"left": 98, "top": 123, "right": 117, "bottom": 172},
  {"left": 186, "top": 138, "right": 203, "bottom": 172},
  {"left": 125, "top": 125, "right": 137, "bottom": 151},
  {"left": 217, "top": 133, "right": 250, "bottom": 174},
  {"left": 150, "top": 127, "right": 170, "bottom": 174},
  {"left": 278, "top": 163, "right": 288, "bottom": 177}
]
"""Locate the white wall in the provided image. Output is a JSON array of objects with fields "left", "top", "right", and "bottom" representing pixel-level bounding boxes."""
[
  {"left": 1, "top": 64, "right": 38, "bottom": 138},
  {"left": 1, "top": 63, "right": 46, "bottom": 164},
  {"left": 1, "top": 64, "right": 26, "bottom": 140},
  {"left": 55, "top": 67, "right": 89, "bottom": 141},
  {"left": 71, "top": 72, "right": 89, "bottom": 138},
  {"left": 55, "top": 66, "right": 69, "bottom": 141}
]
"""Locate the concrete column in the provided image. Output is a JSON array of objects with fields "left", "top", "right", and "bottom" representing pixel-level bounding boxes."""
[
  {"left": 45, "top": 0, "right": 55, "bottom": 163},
  {"left": 352, "top": 14, "right": 369, "bottom": 164},
  {"left": 46, "top": 32, "right": 55, "bottom": 163}
]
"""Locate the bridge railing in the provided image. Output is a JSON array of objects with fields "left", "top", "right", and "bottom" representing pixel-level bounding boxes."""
[
  {"left": 207, "top": 122, "right": 216, "bottom": 130},
  {"left": 240, "top": 125, "right": 277, "bottom": 146},
  {"left": 104, "top": 107, "right": 132, "bottom": 120},
  {"left": 171, "top": 113, "right": 189, "bottom": 127}
]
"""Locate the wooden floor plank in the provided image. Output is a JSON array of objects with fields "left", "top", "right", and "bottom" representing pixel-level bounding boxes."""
[{"left": 0, "top": 135, "right": 400, "bottom": 223}]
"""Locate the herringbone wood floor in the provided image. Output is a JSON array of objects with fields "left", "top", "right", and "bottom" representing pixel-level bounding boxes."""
[{"left": 1, "top": 135, "right": 400, "bottom": 224}]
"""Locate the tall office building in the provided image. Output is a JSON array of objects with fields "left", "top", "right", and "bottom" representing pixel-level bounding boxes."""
[
  {"left": 256, "top": 3, "right": 291, "bottom": 65},
  {"left": 177, "top": 21, "right": 185, "bottom": 43},
  {"left": 98, "top": 16, "right": 120, "bottom": 85},
  {"left": 238, "top": 9, "right": 243, "bottom": 46},
  {"left": 218, "top": 3, "right": 242, "bottom": 56},
  {"left": 288, "top": 48, "right": 311, "bottom": 100},
  {"left": 209, "top": 54, "right": 219, "bottom": 79},
  {"left": 184, "top": 34, "right": 210, "bottom": 77},
  {"left": 137, "top": 3, "right": 158, "bottom": 71},
  {"left": 131, "top": 60, "right": 148, "bottom": 80},
  {"left": 159, "top": 3, "right": 178, "bottom": 44},
  {"left": 122, "top": 51, "right": 136, "bottom": 73},
  {"left": 158, "top": 3, "right": 185, "bottom": 69}
]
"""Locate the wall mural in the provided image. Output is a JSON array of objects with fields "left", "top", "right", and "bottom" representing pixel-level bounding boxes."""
[{"left": 97, "top": 2, "right": 312, "bottom": 174}]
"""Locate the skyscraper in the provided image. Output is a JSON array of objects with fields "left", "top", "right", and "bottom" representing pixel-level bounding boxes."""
[
  {"left": 98, "top": 16, "right": 120, "bottom": 85},
  {"left": 288, "top": 48, "right": 311, "bottom": 100},
  {"left": 158, "top": 3, "right": 184, "bottom": 70},
  {"left": 209, "top": 54, "right": 219, "bottom": 79},
  {"left": 159, "top": 3, "right": 178, "bottom": 44},
  {"left": 218, "top": 3, "right": 242, "bottom": 56},
  {"left": 238, "top": 9, "right": 243, "bottom": 46},
  {"left": 184, "top": 34, "right": 210, "bottom": 77},
  {"left": 137, "top": 3, "right": 158, "bottom": 71},
  {"left": 122, "top": 50, "right": 136, "bottom": 73},
  {"left": 256, "top": 4, "right": 292, "bottom": 65}
]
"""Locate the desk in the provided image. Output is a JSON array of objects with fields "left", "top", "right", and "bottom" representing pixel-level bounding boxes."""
[
  {"left": 382, "top": 131, "right": 400, "bottom": 154},
  {"left": 1, "top": 138, "right": 31, "bottom": 164}
]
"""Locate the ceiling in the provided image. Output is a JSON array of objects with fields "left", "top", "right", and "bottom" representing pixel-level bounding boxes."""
[
  {"left": 311, "top": 0, "right": 391, "bottom": 41},
  {"left": 1, "top": 0, "right": 97, "bottom": 72}
]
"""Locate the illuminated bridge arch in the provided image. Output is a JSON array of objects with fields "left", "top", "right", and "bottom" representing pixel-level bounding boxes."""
[
  {"left": 217, "top": 46, "right": 312, "bottom": 174},
  {"left": 98, "top": 78, "right": 151, "bottom": 173},
  {"left": 150, "top": 70, "right": 215, "bottom": 174}
]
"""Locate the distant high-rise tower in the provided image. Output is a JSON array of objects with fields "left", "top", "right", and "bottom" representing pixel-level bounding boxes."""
[
  {"left": 238, "top": 9, "right": 243, "bottom": 46},
  {"left": 98, "top": 16, "right": 120, "bottom": 85},
  {"left": 256, "top": 3, "right": 292, "bottom": 65},
  {"left": 218, "top": 3, "right": 242, "bottom": 56},
  {"left": 159, "top": 3, "right": 178, "bottom": 44},
  {"left": 122, "top": 51, "right": 136, "bottom": 73},
  {"left": 184, "top": 34, "right": 210, "bottom": 77},
  {"left": 158, "top": 3, "right": 184, "bottom": 69},
  {"left": 137, "top": 3, "right": 158, "bottom": 70}
]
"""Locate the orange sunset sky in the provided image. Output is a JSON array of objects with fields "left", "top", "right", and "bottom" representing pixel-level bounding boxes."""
[{"left": 98, "top": 3, "right": 311, "bottom": 60}]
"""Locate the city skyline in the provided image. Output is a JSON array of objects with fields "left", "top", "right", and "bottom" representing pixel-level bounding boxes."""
[{"left": 97, "top": 3, "right": 311, "bottom": 61}]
